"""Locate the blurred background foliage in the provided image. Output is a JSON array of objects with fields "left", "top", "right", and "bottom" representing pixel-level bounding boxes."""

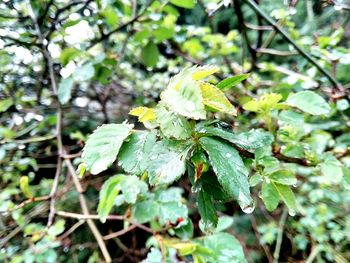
[{"left": 1, "top": 0, "right": 350, "bottom": 262}]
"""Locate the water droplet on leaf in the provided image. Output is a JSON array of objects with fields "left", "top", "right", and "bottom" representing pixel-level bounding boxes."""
[{"left": 242, "top": 201, "right": 255, "bottom": 214}]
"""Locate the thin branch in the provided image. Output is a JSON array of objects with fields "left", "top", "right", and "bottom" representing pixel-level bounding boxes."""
[
  {"left": 0, "top": 196, "right": 50, "bottom": 215},
  {"left": 256, "top": 48, "right": 298, "bottom": 56},
  {"left": 103, "top": 225, "right": 137, "bottom": 240},
  {"left": 273, "top": 208, "right": 288, "bottom": 263},
  {"left": 243, "top": 0, "right": 343, "bottom": 91},
  {"left": 65, "top": 159, "right": 112, "bottom": 262},
  {"left": 58, "top": 220, "right": 85, "bottom": 240}
]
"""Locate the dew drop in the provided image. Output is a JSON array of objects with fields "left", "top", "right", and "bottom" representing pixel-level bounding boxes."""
[
  {"left": 288, "top": 210, "right": 296, "bottom": 216},
  {"left": 242, "top": 201, "right": 255, "bottom": 214},
  {"left": 191, "top": 184, "right": 200, "bottom": 193},
  {"left": 225, "top": 152, "right": 232, "bottom": 158},
  {"left": 292, "top": 183, "right": 297, "bottom": 188}
]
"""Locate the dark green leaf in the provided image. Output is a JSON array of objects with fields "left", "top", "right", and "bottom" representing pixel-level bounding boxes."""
[
  {"left": 141, "top": 42, "right": 159, "bottom": 68},
  {"left": 198, "top": 190, "right": 218, "bottom": 229}
]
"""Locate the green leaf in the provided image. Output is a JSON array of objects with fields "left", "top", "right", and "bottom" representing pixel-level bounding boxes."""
[
  {"left": 198, "top": 190, "right": 218, "bottom": 230},
  {"left": 261, "top": 181, "right": 279, "bottom": 211},
  {"left": 200, "top": 83, "right": 237, "bottom": 115},
  {"left": 146, "top": 141, "right": 188, "bottom": 185},
  {"left": 199, "top": 137, "right": 253, "bottom": 212},
  {"left": 243, "top": 93, "right": 283, "bottom": 113},
  {"left": 268, "top": 170, "right": 297, "bottom": 185},
  {"left": 197, "top": 124, "right": 273, "bottom": 152},
  {"left": 319, "top": 154, "right": 343, "bottom": 184},
  {"left": 101, "top": 5, "right": 119, "bottom": 27},
  {"left": 58, "top": 77, "right": 74, "bottom": 104},
  {"left": 196, "top": 233, "right": 247, "bottom": 263},
  {"left": 190, "top": 65, "right": 219, "bottom": 80},
  {"left": 156, "top": 105, "right": 192, "bottom": 139},
  {"left": 82, "top": 123, "right": 133, "bottom": 174},
  {"left": 141, "top": 42, "right": 160, "bottom": 68},
  {"left": 214, "top": 216, "right": 234, "bottom": 233},
  {"left": 119, "top": 175, "right": 148, "bottom": 204},
  {"left": 60, "top": 47, "right": 81, "bottom": 66},
  {"left": 262, "top": 181, "right": 297, "bottom": 213},
  {"left": 20, "top": 176, "right": 33, "bottom": 198},
  {"left": 286, "top": 91, "right": 331, "bottom": 115},
  {"left": 201, "top": 173, "right": 231, "bottom": 202},
  {"left": 142, "top": 248, "right": 163, "bottom": 263},
  {"left": 118, "top": 130, "right": 157, "bottom": 175},
  {"left": 132, "top": 200, "right": 159, "bottom": 224},
  {"left": 170, "top": 0, "right": 195, "bottom": 9},
  {"left": 98, "top": 175, "right": 125, "bottom": 222},
  {"left": 73, "top": 63, "right": 95, "bottom": 82},
  {"left": 161, "top": 71, "right": 206, "bottom": 120},
  {"left": 175, "top": 220, "right": 194, "bottom": 239},
  {"left": 153, "top": 27, "right": 174, "bottom": 42},
  {"left": 217, "top": 74, "right": 250, "bottom": 90},
  {"left": 0, "top": 98, "right": 13, "bottom": 112},
  {"left": 158, "top": 201, "right": 188, "bottom": 225}
]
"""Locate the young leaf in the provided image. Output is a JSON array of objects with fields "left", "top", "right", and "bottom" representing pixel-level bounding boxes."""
[
  {"left": 118, "top": 130, "right": 157, "bottom": 175},
  {"left": 261, "top": 181, "right": 279, "bottom": 211},
  {"left": 199, "top": 83, "right": 237, "bottom": 115},
  {"left": 156, "top": 105, "right": 192, "bottom": 139},
  {"left": 198, "top": 190, "right": 218, "bottom": 229},
  {"left": 98, "top": 175, "right": 125, "bottom": 222},
  {"left": 129, "top": 107, "right": 156, "bottom": 122},
  {"left": 268, "top": 170, "right": 297, "bottom": 185},
  {"left": 286, "top": 91, "right": 330, "bottom": 115},
  {"left": 141, "top": 42, "right": 159, "bottom": 67},
  {"left": 119, "top": 175, "right": 148, "bottom": 204},
  {"left": 146, "top": 141, "right": 188, "bottom": 185},
  {"left": 217, "top": 74, "right": 250, "bottom": 90},
  {"left": 273, "top": 183, "right": 297, "bottom": 214},
  {"left": 199, "top": 137, "right": 253, "bottom": 212},
  {"left": 190, "top": 65, "right": 219, "bottom": 80},
  {"left": 82, "top": 123, "right": 133, "bottom": 174},
  {"left": 20, "top": 176, "right": 33, "bottom": 199},
  {"left": 243, "top": 93, "right": 283, "bottom": 113},
  {"left": 170, "top": 0, "right": 195, "bottom": 9},
  {"left": 0, "top": 98, "right": 13, "bottom": 112},
  {"left": 161, "top": 72, "right": 206, "bottom": 120},
  {"left": 132, "top": 200, "right": 159, "bottom": 224}
]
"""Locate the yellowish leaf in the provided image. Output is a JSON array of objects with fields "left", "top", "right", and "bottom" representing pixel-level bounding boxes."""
[
  {"left": 129, "top": 106, "right": 156, "bottom": 122},
  {"left": 191, "top": 65, "right": 219, "bottom": 80},
  {"left": 20, "top": 176, "right": 33, "bottom": 198}
]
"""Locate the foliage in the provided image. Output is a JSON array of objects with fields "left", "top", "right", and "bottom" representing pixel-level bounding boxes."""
[{"left": 1, "top": 0, "right": 350, "bottom": 262}]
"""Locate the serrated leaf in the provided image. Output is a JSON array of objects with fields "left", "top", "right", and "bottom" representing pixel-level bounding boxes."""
[
  {"left": 141, "top": 42, "right": 159, "bottom": 67},
  {"left": 98, "top": 175, "right": 125, "bottom": 222},
  {"left": 191, "top": 65, "right": 219, "bottom": 80},
  {"left": 82, "top": 123, "right": 133, "bottom": 174},
  {"left": 120, "top": 175, "right": 148, "bottom": 204},
  {"left": 286, "top": 91, "right": 330, "bottom": 115},
  {"left": 261, "top": 181, "right": 279, "bottom": 211},
  {"left": 118, "top": 130, "right": 156, "bottom": 175},
  {"left": 161, "top": 72, "right": 206, "bottom": 120},
  {"left": 196, "top": 233, "right": 247, "bottom": 263},
  {"left": 58, "top": 77, "right": 74, "bottom": 104},
  {"left": 198, "top": 190, "right": 218, "bottom": 230},
  {"left": 269, "top": 170, "right": 297, "bottom": 185},
  {"left": 200, "top": 83, "right": 237, "bottom": 115},
  {"left": 132, "top": 200, "right": 159, "bottom": 224},
  {"left": 217, "top": 74, "right": 250, "bottom": 90},
  {"left": 129, "top": 106, "right": 156, "bottom": 122},
  {"left": 197, "top": 125, "right": 273, "bottom": 152},
  {"left": 146, "top": 141, "right": 188, "bottom": 185},
  {"left": 170, "top": 0, "right": 195, "bottom": 9},
  {"left": 158, "top": 201, "right": 188, "bottom": 225},
  {"left": 199, "top": 137, "right": 253, "bottom": 211},
  {"left": 156, "top": 105, "right": 192, "bottom": 139}
]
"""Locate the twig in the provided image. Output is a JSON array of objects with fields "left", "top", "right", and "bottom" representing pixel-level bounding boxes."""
[
  {"left": 27, "top": 0, "right": 64, "bottom": 229},
  {"left": 58, "top": 220, "right": 85, "bottom": 240},
  {"left": 242, "top": 0, "right": 343, "bottom": 91},
  {"left": 256, "top": 48, "right": 298, "bottom": 56},
  {"left": 0, "top": 195, "right": 50, "bottom": 215},
  {"left": 273, "top": 208, "right": 288, "bottom": 263},
  {"left": 103, "top": 225, "right": 137, "bottom": 240},
  {"left": 65, "top": 159, "right": 112, "bottom": 262}
]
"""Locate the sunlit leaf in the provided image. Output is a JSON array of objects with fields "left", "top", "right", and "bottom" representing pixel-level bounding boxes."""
[{"left": 286, "top": 91, "right": 331, "bottom": 115}]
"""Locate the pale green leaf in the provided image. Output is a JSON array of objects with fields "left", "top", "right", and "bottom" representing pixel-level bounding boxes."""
[
  {"left": 286, "top": 91, "right": 331, "bottom": 115},
  {"left": 261, "top": 181, "right": 279, "bottom": 211},
  {"left": 200, "top": 83, "right": 237, "bottom": 115},
  {"left": 190, "top": 65, "right": 219, "bottom": 80},
  {"left": 146, "top": 141, "right": 188, "bottom": 185},
  {"left": 118, "top": 130, "right": 156, "bottom": 175},
  {"left": 58, "top": 77, "right": 74, "bottom": 104},
  {"left": 161, "top": 72, "right": 206, "bottom": 119},
  {"left": 269, "top": 170, "right": 297, "bottom": 185},
  {"left": 120, "top": 175, "right": 148, "bottom": 204},
  {"left": 82, "top": 123, "right": 133, "bottom": 174},
  {"left": 156, "top": 104, "right": 192, "bottom": 139},
  {"left": 0, "top": 98, "right": 13, "bottom": 113}
]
